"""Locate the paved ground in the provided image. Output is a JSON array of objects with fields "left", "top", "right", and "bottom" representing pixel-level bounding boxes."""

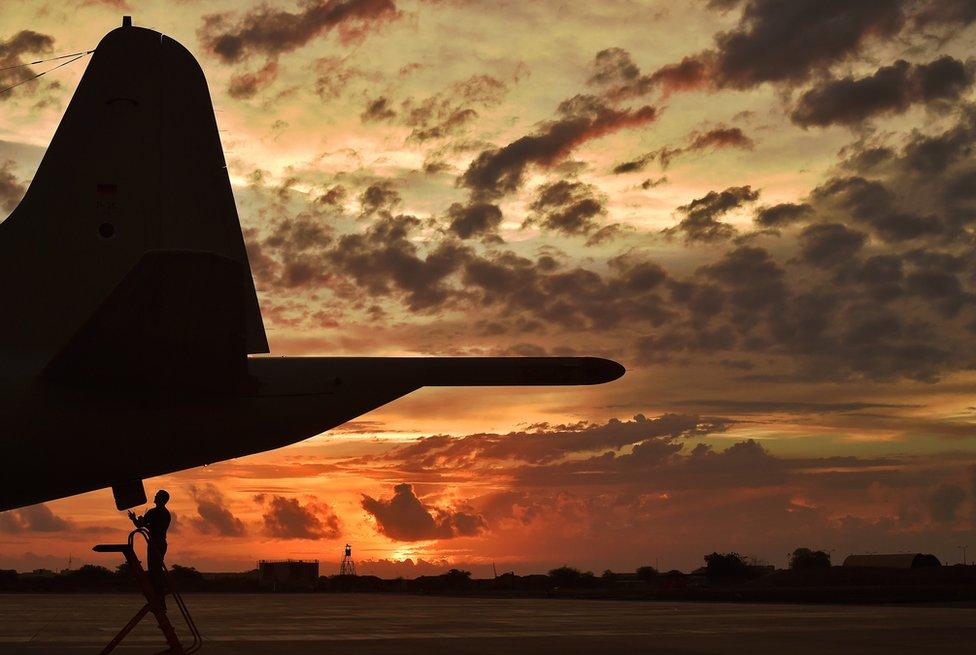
[{"left": 0, "top": 593, "right": 974, "bottom": 654}]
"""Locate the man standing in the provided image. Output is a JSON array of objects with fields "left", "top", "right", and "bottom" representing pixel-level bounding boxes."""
[{"left": 128, "top": 489, "right": 171, "bottom": 608}]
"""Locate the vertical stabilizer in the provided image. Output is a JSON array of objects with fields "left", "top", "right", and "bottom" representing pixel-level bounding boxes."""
[{"left": 0, "top": 22, "right": 268, "bottom": 361}]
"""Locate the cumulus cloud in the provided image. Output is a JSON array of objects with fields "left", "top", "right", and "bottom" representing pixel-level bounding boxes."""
[
  {"left": 0, "top": 504, "right": 71, "bottom": 533},
  {"left": 798, "top": 222, "right": 868, "bottom": 267},
  {"left": 327, "top": 212, "right": 469, "bottom": 311},
  {"left": 459, "top": 96, "right": 657, "bottom": 199},
  {"left": 791, "top": 56, "right": 975, "bottom": 127},
  {"left": 523, "top": 180, "right": 620, "bottom": 242},
  {"left": 651, "top": 1, "right": 907, "bottom": 94},
  {"left": 383, "top": 414, "right": 730, "bottom": 466},
  {"left": 0, "top": 30, "right": 55, "bottom": 102},
  {"left": 642, "top": 0, "right": 976, "bottom": 102},
  {"left": 664, "top": 185, "right": 759, "bottom": 242},
  {"left": 189, "top": 484, "right": 246, "bottom": 536},
  {"left": 351, "top": 414, "right": 976, "bottom": 566},
  {"left": 446, "top": 201, "right": 502, "bottom": 240},
  {"left": 401, "top": 75, "right": 507, "bottom": 142},
  {"left": 361, "top": 483, "right": 486, "bottom": 541},
  {"left": 360, "top": 96, "right": 397, "bottom": 123},
  {"left": 243, "top": 99, "right": 976, "bottom": 384},
  {"left": 227, "top": 60, "right": 279, "bottom": 99},
  {"left": 312, "top": 56, "right": 371, "bottom": 99},
  {"left": 612, "top": 126, "right": 753, "bottom": 174},
  {"left": 199, "top": 0, "right": 400, "bottom": 63},
  {"left": 359, "top": 181, "right": 401, "bottom": 216},
  {"left": 259, "top": 495, "right": 341, "bottom": 540},
  {"left": 754, "top": 202, "right": 813, "bottom": 228}
]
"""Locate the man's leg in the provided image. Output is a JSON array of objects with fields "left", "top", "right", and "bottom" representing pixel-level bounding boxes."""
[{"left": 147, "top": 543, "right": 167, "bottom": 609}]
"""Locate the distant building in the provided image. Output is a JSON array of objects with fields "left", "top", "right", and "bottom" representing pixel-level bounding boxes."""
[
  {"left": 258, "top": 560, "right": 319, "bottom": 589},
  {"left": 23, "top": 569, "right": 56, "bottom": 578},
  {"left": 843, "top": 553, "right": 941, "bottom": 569},
  {"left": 201, "top": 570, "right": 258, "bottom": 582}
]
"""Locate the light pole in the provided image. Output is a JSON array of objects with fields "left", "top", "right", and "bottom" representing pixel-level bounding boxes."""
[{"left": 959, "top": 545, "right": 968, "bottom": 566}]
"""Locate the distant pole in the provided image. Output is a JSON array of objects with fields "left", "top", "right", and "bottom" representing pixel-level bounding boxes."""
[{"left": 960, "top": 545, "right": 968, "bottom": 566}]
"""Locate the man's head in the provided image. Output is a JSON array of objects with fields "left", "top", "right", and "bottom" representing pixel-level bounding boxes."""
[{"left": 154, "top": 490, "right": 170, "bottom": 507}]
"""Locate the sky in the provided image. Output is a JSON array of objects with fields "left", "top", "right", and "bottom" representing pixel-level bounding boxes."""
[{"left": 2, "top": 0, "right": 976, "bottom": 576}]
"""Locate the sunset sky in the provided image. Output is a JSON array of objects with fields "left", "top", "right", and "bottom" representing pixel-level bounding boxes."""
[{"left": 3, "top": 0, "right": 976, "bottom": 576}]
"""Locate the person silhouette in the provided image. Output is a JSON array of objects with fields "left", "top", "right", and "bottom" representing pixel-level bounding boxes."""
[{"left": 128, "top": 489, "right": 171, "bottom": 608}]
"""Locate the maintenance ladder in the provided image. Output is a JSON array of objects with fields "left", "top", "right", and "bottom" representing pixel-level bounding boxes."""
[{"left": 93, "top": 528, "right": 202, "bottom": 654}]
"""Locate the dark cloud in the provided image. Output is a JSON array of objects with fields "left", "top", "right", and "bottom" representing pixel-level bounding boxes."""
[
  {"left": 359, "top": 181, "right": 401, "bottom": 216},
  {"left": 928, "top": 483, "right": 966, "bottom": 523},
  {"left": 0, "top": 30, "right": 56, "bottom": 102},
  {"left": 612, "top": 152, "right": 655, "bottom": 175},
  {"left": 361, "top": 483, "right": 486, "bottom": 541},
  {"left": 0, "top": 160, "right": 25, "bottom": 213},
  {"left": 523, "top": 180, "right": 614, "bottom": 241},
  {"left": 810, "top": 176, "right": 943, "bottom": 242},
  {"left": 664, "top": 185, "right": 759, "bottom": 243},
  {"left": 401, "top": 75, "right": 507, "bottom": 142},
  {"left": 791, "top": 57, "right": 975, "bottom": 127},
  {"left": 588, "top": 47, "right": 642, "bottom": 86},
  {"left": 260, "top": 495, "right": 341, "bottom": 540},
  {"left": 227, "top": 61, "right": 279, "bottom": 99},
  {"left": 360, "top": 96, "right": 397, "bottom": 123},
  {"left": 647, "top": 55, "right": 713, "bottom": 97},
  {"left": 715, "top": 0, "right": 905, "bottom": 89},
  {"left": 248, "top": 106, "right": 976, "bottom": 383},
  {"left": 914, "top": 0, "right": 976, "bottom": 28},
  {"left": 189, "top": 484, "right": 246, "bottom": 537},
  {"left": 312, "top": 56, "right": 370, "bottom": 99},
  {"left": 699, "top": 245, "right": 787, "bottom": 311},
  {"left": 0, "top": 504, "right": 71, "bottom": 533},
  {"left": 446, "top": 201, "right": 502, "bottom": 240},
  {"left": 459, "top": 96, "right": 657, "bottom": 199},
  {"left": 328, "top": 213, "right": 470, "bottom": 311},
  {"left": 199, "top": 0, "right": 400, "bottom": 63},
  {"left": 754, "top": 202, "right": 813, "bottom": 228},
  {"left": 650, "top": 0, "right": 976, "bottom": 99},
  {"left": 612, "top": 126, "right": 753, "bottom": 174},
  {"left": 798, "top": 222, "right": 868, "bottom": 267},
  {"left": 384, "top": 414, "right": 728, "bottom": 466},
  {"left": 687, "top": 126, "right": 754, "bottom": 151}
]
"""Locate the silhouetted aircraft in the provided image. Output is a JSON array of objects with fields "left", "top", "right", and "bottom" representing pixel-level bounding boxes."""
[{"left": 0, "top": 20, "right": 623, "bottom": 513}]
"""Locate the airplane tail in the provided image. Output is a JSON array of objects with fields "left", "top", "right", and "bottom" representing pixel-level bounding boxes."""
[{"left": 0, "top": 21, "right": 267, "bottom": 367}]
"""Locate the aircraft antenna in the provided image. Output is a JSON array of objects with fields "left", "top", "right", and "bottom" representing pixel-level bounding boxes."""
[{"left": 0, "top": 49, "right": 94, "bottom": 96}]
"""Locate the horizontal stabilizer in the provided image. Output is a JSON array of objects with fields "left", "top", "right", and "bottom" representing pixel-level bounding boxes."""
[{"left": 249, "top": 356, "right": 625, "bottom": 393}]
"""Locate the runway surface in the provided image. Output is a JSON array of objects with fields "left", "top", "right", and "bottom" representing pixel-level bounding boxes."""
[{"left": 0, "top": 593, "right": 973, "bottom": 654}]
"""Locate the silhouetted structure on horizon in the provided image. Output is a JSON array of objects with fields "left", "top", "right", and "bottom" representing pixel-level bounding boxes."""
[
  {"left": 843, "top": 553, "right": 941, "bottom": 569},
  {"left": 339, "top": 544, "right": 356, "bottom": 576},
  {"left": 258, "top": 560, "right": 320, "bottom": 590}
]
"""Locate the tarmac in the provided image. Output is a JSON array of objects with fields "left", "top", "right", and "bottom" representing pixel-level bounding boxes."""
[{"left": 0, "top": 593, "right": 974, "bottom": 654}]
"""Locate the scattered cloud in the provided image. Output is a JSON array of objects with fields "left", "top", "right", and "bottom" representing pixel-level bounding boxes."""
[
  {"left": 361, "top": 483, "right": 486, "bottom": 541},
  {"left": 259, "top": 495, "right": 342, "bottom": 540},
  {"left": 188, "top": 484, "right": 246, "bottom": 536}
]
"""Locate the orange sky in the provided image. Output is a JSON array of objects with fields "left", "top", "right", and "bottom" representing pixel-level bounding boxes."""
[{"left": 2, "top": 0, "right": 976, "bottom": 575}]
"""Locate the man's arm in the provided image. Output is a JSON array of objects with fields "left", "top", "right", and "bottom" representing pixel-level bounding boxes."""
[{"left": 127, "top": 510, "right": 145, "bottom": 528}]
